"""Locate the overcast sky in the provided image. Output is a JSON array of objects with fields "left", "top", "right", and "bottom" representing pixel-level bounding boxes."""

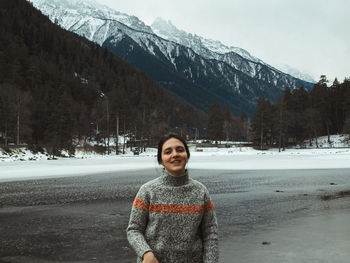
[{"left": 96, "top": 0, "right": 349, "bottom": 83}]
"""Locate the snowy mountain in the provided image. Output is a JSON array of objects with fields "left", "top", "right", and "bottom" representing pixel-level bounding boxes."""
[
  {"left": 30, "top": 0, "right": 314, "bottom": 116},
  {"left": 151, "top": 18, "right": 317, "bottom": 83},
  {"left": 151, "top": 17, "right": 264, "bottom": 65},
  {"left": 277, "top": 64, "right": 316, "bottom": 83}
]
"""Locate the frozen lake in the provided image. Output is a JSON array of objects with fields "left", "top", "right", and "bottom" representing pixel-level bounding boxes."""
[
  {"left": 221, "top": 208, "right": 350, "bottom": 263},
  {"left": 207, "top": 169, "right": 350, "bottom": 263},
  {"left": 1, "top": 146, "right": 350, "bottom": 182},
  {"left": 1, "top": 167, "right": 350, "bottom": 262}
]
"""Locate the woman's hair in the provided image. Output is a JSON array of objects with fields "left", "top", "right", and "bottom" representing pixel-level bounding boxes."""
[{"left": 157, "top": 133, "right": 190, "bottom": 164}]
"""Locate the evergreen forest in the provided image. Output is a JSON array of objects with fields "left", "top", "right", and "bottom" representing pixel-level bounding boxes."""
[
  {"left": 0, "top": 0, "right": 205, "bottom": 155},
  {"left": 250, "top": 75, "right": 350, "bottom": 150}
]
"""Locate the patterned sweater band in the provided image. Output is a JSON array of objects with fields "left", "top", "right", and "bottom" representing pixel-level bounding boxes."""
[{"left": 133, "top": 197, "right": 215, "bottom": 214}]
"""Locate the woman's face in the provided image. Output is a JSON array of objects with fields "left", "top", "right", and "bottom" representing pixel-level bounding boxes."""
[{"left": 161, "top": 138, "right": 188, "bottom": 176}]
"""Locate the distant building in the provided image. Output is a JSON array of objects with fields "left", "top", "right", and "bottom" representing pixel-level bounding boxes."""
[{"left": 188, "top": 144, "right": 197, "bottom": 152}]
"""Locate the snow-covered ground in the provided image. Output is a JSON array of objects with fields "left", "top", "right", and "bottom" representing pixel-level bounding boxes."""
[{"left": 1, "top": 135, "right": 350, "bottom": 182}]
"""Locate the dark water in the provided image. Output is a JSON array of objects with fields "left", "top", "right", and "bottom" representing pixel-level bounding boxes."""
[{"left": 1, "top": 169, "right": 350, "bottom": 262}]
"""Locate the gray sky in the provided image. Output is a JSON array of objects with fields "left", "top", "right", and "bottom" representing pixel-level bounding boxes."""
[{"left": 96, "top": 0, "right": 349, "bottom": 83}]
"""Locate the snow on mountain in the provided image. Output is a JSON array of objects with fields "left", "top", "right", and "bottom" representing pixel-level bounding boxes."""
[
  {"left": 151, "top": 17, "right": 268, "bottom": 78},
  {"left": 151, "top": 17, "right": 317, "bottom": 83},
  {"left": 31, "top": 0, "right": 184, "bottom": 66},
  {"left": 151, "top": 17, "right": 315, "bottom": 85},
  {"left": 152, "top": 17, "right": 263, "bottom": 63},
  {"left": 30, "top": 0, "right": 153, "bottom": 45},
  {"left": 30, "top": 0, "right": 314, "bottom": 116},
  {"left": 32, "top": 0, "right": 310, "bottom": 83},
  {"left": 277, "top": 64, "right": 316, "bottom": 83}
]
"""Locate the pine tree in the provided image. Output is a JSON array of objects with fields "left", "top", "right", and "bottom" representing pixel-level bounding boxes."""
[
  {"left": 342, "top": 79, "right": 350, "bottom": 132},
  {"left": 276, "top": 95, "right": 287, "bottom": 151},
  {"left": 342, "top": 118, "right": 350, "bottom": 139},
  {"left": 222, "top": 104, "right": 232, "bottom": 141},
  {"left": 44, "top": 87, "right": 74, "bottom": 157},
  {"left": 207, "top": 102, "right": 224, "bottom": 142},
  {"left": 329, "top": 78, "right": 343, "bottom": 134},
  {"left": 239, "top": 111, "right": 249, "bottom": 142},
  {"left": 304, "top": 108, "right": 322, "bottom": 147},
  {"left": 0, "top": 83, "right": 20, "bottom": 146},
  {"left": 291, "top": 87, "right": 309, "bottom": 144},
  {"left": 310, "top": 75, "right": 331, "bottom": 143},
  {"left": 251, "top": 95, "right": 269, "bottom": 149}
]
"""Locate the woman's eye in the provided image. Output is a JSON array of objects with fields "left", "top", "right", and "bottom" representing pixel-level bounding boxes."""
[{"left": 177, "top": 148, "right": 185, "bottom": 152}]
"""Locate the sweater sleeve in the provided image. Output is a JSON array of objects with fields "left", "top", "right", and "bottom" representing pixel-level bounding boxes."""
[
  {"left": 126, "top": 185, "right": 152, "bottom": 259},
  {"left": 201, "top": 187, "right": 219, "bottom": 263}
]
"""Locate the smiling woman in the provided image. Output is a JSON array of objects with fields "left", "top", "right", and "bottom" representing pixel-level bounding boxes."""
[
  {"left": 157, "top": 135, "right": 190, "bottom": 176},
  {"left": 126, "top": 134, "right": 218, "bottom": 263}
]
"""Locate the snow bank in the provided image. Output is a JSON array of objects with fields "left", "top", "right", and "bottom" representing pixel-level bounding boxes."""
[
  {"left": 1, "top": 134, "right": 349, "bottom": 182},
  {"left": 1, "top": 145, "right": 350, "bottom": 182}
]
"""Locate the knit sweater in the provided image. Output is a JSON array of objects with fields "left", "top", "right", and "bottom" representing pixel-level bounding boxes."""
[{"left": 126, "top": 170, "right": 218, "bottom": 263}]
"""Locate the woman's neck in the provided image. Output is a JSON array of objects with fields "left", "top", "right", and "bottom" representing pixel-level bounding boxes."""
[
  {"left": 164, "top": 168, "right": 186, "bottom": 177},
  {"left": 161, "top": 169, "right": 189, "bottom": 186}
]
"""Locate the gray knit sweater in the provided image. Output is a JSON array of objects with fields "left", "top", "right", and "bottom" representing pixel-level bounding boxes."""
[{"left": 126, "top": 170, "right": 218, "bottom": 263}]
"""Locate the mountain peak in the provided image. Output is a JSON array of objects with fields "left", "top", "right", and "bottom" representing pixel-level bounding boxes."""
[
  {"left": 152, "top": 17, "right": 175, "bottom": 29},
  {"left": 277, "top": 64, "right": 316, "bottom": 83},
  {"left": 151, "top": 16, "right": 263, "bottom": 64},
  {"left": 150, "top": 17, "right": 314, "bottom": 83},
  {"left": 151, "top": 17, "right": 190, "bottom": 42},
  {"left": 30, "top": 0, "right": 153, "bottom": 38}
]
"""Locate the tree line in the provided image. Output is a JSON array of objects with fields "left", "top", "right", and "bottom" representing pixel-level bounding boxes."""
[
  {"left": 0, "top": 0, "right": 204, "bottom": 156},
  {"left": 206, "top": 102, "right": 249, "bottom": 143},
  {"left": 250, "top": 75, "right": 350, "bottom": 150}
]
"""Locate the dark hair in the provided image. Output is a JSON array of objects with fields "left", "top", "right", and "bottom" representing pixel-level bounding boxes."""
[{"left": 157, "top": 133, "right": 190, "bottom": 164}]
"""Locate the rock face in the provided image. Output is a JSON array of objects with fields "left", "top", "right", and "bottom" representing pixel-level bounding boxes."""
[{"left": 31, "top": 0, "right": 314, "bottom": 116}]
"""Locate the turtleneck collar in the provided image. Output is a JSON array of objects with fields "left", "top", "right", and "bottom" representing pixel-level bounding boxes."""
[{"left": 161, "top": 169, "right": 189, "bottom": 186}]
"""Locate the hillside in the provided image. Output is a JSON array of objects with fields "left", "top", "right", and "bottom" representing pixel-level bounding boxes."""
[
  {"left": 31, "top": 0, "right": 315, "bottom": 117},
  {"left": 0, "top": 0, "right": 204, "bottom": 154}
]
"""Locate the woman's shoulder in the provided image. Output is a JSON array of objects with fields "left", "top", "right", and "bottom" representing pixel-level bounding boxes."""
[
  {"left": 188, "top": 179, "right": 213, "bottom": 202},
  {"left": 135, "top": 177, "right": 162, "bottom": 199},
  {"left": 139, "top": 176, "right": 162, "bottom": 190},
  {"left": 189, "top": 178, "right": 209, "bottom": 191}
]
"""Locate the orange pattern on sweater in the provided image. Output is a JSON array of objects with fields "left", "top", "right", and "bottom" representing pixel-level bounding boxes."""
[
  {"left": 133, "top": 197, "right": 214, "bottom": 214},
  {"left": 133, "top": 197, "right": 149, "bottom": 211}
]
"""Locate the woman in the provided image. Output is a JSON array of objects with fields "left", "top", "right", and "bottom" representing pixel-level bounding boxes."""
[{"left": 127, "top": 134, "right": 218, "bottom": 263}]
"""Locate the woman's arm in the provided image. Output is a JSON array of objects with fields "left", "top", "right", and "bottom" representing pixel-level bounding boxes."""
[
  {"left": 201, "top": 188, "right": 219, "bottom": 263},
  {"left": 126, "top": 186, "right": 154, "bottom": 260}
]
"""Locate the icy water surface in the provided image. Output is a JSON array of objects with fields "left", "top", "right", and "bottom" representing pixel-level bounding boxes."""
[
  {"left": 221, "top": 209, "right": 350, "bottom": 263},
  {"left": 0, "top": 168, "right": 350, "bottom": 262}
]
